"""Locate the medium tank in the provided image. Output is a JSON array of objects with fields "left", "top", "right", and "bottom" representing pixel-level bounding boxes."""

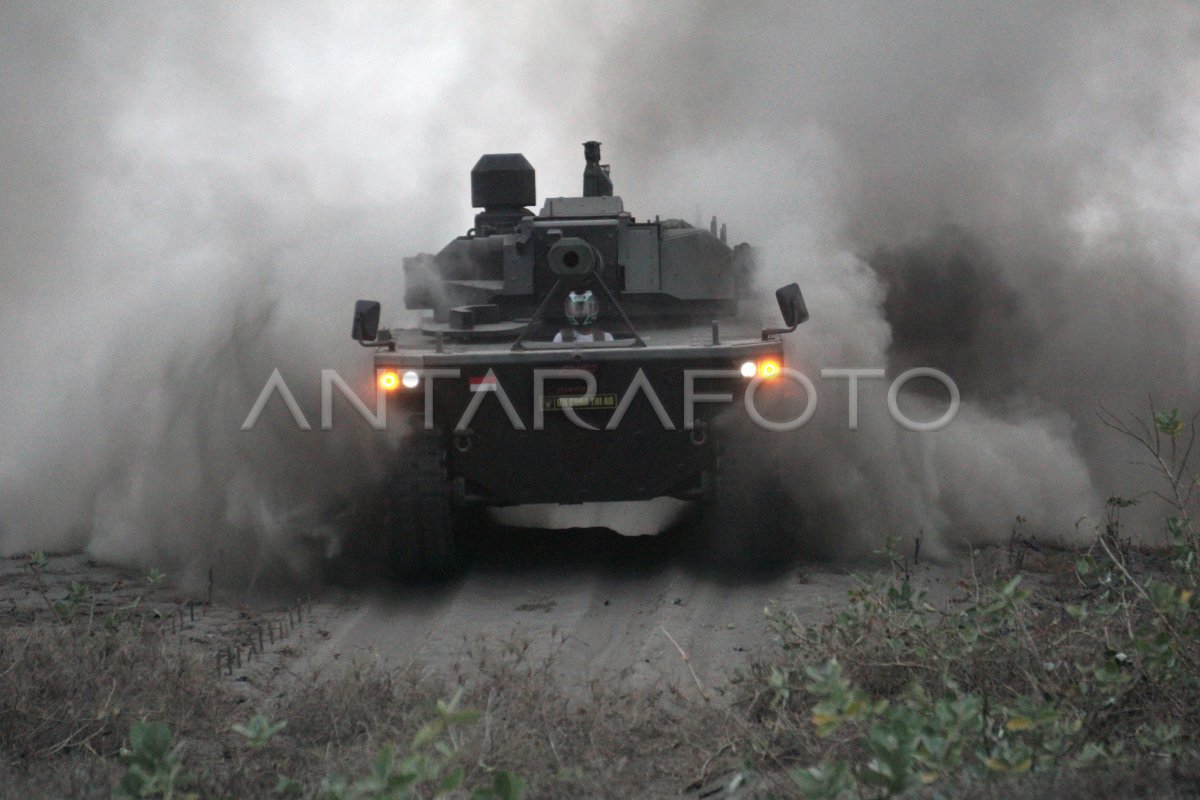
[{"left": 350, "top": 141, "right": 808, "bottom": 575}]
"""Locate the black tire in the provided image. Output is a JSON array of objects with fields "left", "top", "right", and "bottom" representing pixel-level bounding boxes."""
[{"left": 383, "top": 432, "right": 468, "bottom": 579}]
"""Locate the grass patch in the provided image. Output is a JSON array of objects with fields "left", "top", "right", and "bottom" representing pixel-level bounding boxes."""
[
  {"left": 0, "top": 582, "right": 734, "bottom": 798},
  {"left": 740, "top": 406, "right": 1200, "bottom": 798}
]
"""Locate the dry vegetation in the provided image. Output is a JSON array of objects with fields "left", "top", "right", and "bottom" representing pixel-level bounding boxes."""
[
  {"left": 2, "top": 408, "right": 1198, "bottom": 799},
  {"left": 0, "top": 566, "right": 738, "bottom": 798},
  {"left": 742, "top": 407, "right": 1200, "bottom": 799}
]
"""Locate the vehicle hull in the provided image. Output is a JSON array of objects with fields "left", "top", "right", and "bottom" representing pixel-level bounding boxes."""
[{"left": 376, "top": 339, "right": 783, "bottom": 506}]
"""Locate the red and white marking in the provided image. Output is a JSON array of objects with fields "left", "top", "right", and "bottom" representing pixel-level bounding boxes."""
[{"left": 468, "top": 373, "right": 498, "bottom": 392}]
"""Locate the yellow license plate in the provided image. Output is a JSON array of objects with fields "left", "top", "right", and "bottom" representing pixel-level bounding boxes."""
[{"left": 542, "top": 393, "right": 618, "bottom": 411}]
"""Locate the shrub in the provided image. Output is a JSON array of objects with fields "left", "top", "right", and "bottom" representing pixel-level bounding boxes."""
[{"left": 750, "top": 407, "right": 1200, "bottom": 798}]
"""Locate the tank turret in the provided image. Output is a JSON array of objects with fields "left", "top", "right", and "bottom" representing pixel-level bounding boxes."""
[{"left": 402, "top": 142, "right": 756, "bottom": 334}]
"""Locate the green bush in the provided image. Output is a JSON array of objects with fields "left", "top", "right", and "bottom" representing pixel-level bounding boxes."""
[
  {"left": 754, "top": 407, "right": 1200, "bottom": 798},
  {"left": 113, "top": 721, "right": 191, "bottom": 800},
  {"left": 115, "top": 692, "right": 524, "bottom": 800},
  {"left": 309, "top": 691, "right": 523, "bottom": 800}
]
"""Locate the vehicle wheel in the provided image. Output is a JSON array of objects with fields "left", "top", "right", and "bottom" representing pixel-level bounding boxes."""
[
  {"left": 383, "top": 432, "right": 468, "bottom": 579},
  {"left": 698, "top": 421, "right": 799, "bottom": 571}
]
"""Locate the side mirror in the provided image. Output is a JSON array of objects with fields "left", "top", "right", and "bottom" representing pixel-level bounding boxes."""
[
  {"left": 776, "top": 283, "right": 809, "bottom": 327},
  {"left": 352, "top": 300, "right": 381, "bottom": 342}
]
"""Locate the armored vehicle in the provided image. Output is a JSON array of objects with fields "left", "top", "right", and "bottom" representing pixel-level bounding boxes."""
[{"left": 351, "top": 142, "right": 807, "bottom": 574}]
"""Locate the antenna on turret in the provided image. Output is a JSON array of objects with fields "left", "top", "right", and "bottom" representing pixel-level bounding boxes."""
[{"left": 582, "top": 141, "right": 613, "bottom": 197}]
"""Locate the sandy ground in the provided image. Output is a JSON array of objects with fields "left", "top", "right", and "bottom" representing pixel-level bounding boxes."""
[{"left": 1, "top": 526, "right": 967, "bottom": 707}]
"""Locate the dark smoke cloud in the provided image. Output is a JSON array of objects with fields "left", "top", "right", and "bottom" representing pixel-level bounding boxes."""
[
  {"left": 1, "top": 2, "right": 1197, "bottom": 578},
  {"left": 868, "top": 226, "right": 1034, "bottom": 401},
  {"left": 581, "top": 1, "right": 1200, "bottom": 551}
]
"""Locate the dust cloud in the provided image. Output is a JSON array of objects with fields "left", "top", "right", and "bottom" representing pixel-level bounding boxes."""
[
  {"left": 1, "top": 3, "right": 1197, "bottom": 581},
  {"left": 586, "top": 2, "right": 1200, "bottom": 556}
]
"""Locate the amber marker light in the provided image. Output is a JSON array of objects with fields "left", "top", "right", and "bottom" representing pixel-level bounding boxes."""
[
  {"left": 378, "top": 370, "right": 400, "bottom": 391},
  {"left": 758, "top": 360, "right": 781, "bottom": 379}
]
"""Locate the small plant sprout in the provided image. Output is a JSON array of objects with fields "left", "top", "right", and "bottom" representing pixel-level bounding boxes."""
[
  {"left": 231, "top": 714, "right": 286, "bottom": 747},
  {"left": 53, "top": 581, "right": 92, "bottom": 621},
  {"left": 308, "top": 690, "right": 524, "bottom": 800},
  {"left": 146, "top": 567, "right": 167, "bottom": 585},
  {"left": 28, "top": 550, "right": 48, "bottom": 570},
  {"left": 114, "top": 720, "right": 192, "bottom": 800},
  {"left": 1154, "top": 408, "right": 1184, "bottom": 437}
]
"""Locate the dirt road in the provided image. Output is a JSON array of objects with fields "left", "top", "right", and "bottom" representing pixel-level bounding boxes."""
[
  {"left": 2, "top": 526, "right": 963, "bottom": 704},
  {"left": 306, "top": 528, "right": 968, "bottom": 700},
  {"left": 0, "top": 527, "right": 979, "bottom": 798}
]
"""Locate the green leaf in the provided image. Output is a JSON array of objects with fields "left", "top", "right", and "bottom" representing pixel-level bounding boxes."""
[
  {"left": 791, "top": 761, "right": 852, "bottom": 799},
  {"left": 412, "top": 721, "right": 443, "bottom": 750},
  {"left": 492, "top": 771, "right": 525, "bottom": 800},
  {"left": 232, "top": 715, "right": 288, "bottom": 747},
  {"left": 1000, "top": 575, "right": 1023, "bottom": 598},
  {"left": 443, "top": 709, "right": 482, "bottom": 726},
  {"left": 1155, "top": 409, "right": 1184, "bottom": 436},
  {"left": 273, "top": 775, "right": 304, "bottom": 797},
  {"left": 129, "top": 721, "right": 172, "bottom": 761},
  {"left": 371, "top": 743, "right": 396, "bottom": 783},
  {"left": 438, "top": 766, "right": 465, "bottom": 793}
]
